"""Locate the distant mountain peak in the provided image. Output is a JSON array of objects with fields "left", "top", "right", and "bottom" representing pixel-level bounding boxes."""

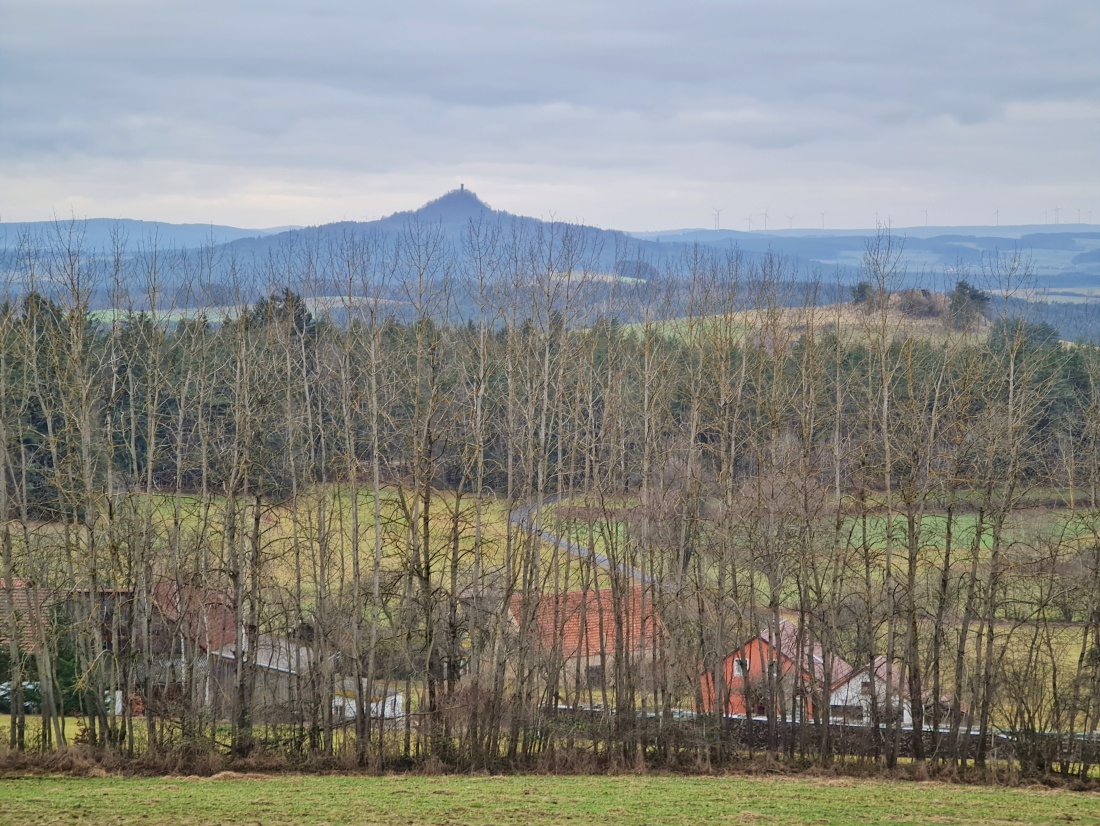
[{"left": 412, "top": 186, "right": 493, "bottom": 221}]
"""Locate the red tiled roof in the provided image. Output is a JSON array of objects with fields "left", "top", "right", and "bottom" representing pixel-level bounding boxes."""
[
  {"left": 2, "top": 577, "right": 237, "bottom": 655},
  {"left": 151, "top": 579, "right": 237, "bottom": 652},
  {"left": 755, "top": 619, "right": 856, "bottom": 688},
  {"left": 865, "top": 655, "right": 905, "bottom": 694},
  {"left": 0, "top": 579, "right": 51, "bottom": 651},
  {"left": 509, "top": 586, "right": 660, "bottom": 659}
]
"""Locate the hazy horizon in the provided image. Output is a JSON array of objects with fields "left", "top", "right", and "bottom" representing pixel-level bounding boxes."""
[{"left": 3, "top": 187, "right": 1097, "bottom": 240}]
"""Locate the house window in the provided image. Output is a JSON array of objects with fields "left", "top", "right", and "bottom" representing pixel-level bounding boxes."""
[
  {"left": 733, "top": 658, "right": 747, "bottom": 679},
  {"left": 860, "top": 680, "right": 872, "bottom": 696},
  {"left": 831, "top": 704, "right": 863, "bottom": 722},
  {"left": 586, "top": 665, "right": 605, "bottom": 688}
]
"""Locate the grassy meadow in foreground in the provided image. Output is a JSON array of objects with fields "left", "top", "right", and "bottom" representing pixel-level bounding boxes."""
[{"left": 0, "top": 774, "right": 1098, "bottom": 826}]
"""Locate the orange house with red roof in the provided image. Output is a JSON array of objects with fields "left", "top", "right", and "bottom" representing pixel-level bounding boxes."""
[{"left": 700, "top": 620, "right": 856, "bottom": 718}]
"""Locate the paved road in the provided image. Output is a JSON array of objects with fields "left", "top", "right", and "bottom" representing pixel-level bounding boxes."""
[{"left": 509, "top": 497, "right": 652, "bottom": 585}]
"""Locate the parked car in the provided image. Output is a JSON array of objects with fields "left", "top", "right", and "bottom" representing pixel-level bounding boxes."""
[{"left": 0, "top": 681, "right": 41, "bottom": 714}]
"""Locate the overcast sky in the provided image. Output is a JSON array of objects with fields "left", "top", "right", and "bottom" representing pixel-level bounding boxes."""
[{"left": 2, "top": 1, "right": 1098, "bottom": 230}]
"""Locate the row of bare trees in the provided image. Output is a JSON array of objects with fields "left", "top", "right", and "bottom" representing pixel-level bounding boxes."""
[{"left": 2, "top": 218, "right": 1099, "bottom": 779}]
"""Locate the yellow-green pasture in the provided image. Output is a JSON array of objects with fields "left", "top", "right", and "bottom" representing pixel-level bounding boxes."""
[
  {"left": 620, "top": 302, "right": 992, "bottom": 347},
  {"left": 7, "top": 486, "right": 556, "bottom": 607}
]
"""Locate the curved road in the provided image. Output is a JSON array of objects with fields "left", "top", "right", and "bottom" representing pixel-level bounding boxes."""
[{"left": 509, "top": 498, "right": 652, "bottom": 585}]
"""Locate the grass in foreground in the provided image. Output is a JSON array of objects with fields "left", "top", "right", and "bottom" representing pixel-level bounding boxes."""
[{"left": 0, "top": 773, "right": 1098, "bottom": 826}]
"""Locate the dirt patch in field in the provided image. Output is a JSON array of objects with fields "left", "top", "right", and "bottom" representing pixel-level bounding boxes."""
[{"left": 209, "top": 771, "right": 270, "bottom": 781}]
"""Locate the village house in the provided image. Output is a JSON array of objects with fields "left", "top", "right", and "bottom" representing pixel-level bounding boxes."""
[
  {"left": 508, "top": 585, "right": 662, "bottom": 692},
  {"left": 149, "top": 579, "right": 318, "bottom": 723},
  {"left": 1, "top": 577, "right": 132, "bottom": 657},
  {"left": 4, "top": 576, "right": 400, "bottom": 726},
  {"left": 1, "top": 578, "right": 52, "bottom": 654},
  {"left": 827, "top": 654, "right": 913, "bottom": 726},
  {"left": 700, "top": 619, "right": 913, "bottom": 725}
]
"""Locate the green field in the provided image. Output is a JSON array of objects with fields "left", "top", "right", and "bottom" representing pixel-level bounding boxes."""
[{"left": 0, "top": 774, "right": 1097, "bottom": 826}]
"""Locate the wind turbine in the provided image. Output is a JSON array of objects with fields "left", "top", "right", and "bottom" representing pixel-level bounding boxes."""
[
  {"left": 820, "top": 212, "right": 825, "bottom": 230},
  {"left": 786, "top": 215, "right": 795, "bottom": 229},
  {"left": 711, "top": 207, "right": 724, "bottom": 231},
  {"left": 744, "top": 214, "right": 753, "bottom": 231},
  {"left": 1054, "top": 206, "right": 1061, "bottom": 225},
  {"left": 923, "top": 208, "right": 929, "bottom": 227},
  {"left": 759, "top": 209, "right": 769, "bottom": 232},
  {"left": 994, "top": 208, "right": 999, "bottom": 227}
]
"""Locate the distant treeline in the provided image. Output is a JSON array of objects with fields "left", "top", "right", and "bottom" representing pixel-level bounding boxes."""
[
  {"left": 2, "top": 220, "right": 1100, "bottom": 781},
  {"left": 1006, "top": 297, "right": 1100, "bottom": 345}
]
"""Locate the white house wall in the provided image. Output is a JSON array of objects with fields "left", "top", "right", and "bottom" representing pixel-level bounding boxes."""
[{"left": 829, "top": 678, "right": 912, "bottom": 727}]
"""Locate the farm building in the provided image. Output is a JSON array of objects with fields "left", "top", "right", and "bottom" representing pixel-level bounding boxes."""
[
  {"left": 508, "top": 585, "right": 662, "bottom": 689},
  {"left": 0, "top": 578, "right": 52, "bottom": 653},
  {"left": 1, "top": 577, "right": 132, "bottom": 656},
  {"left": 700, "top": 619, "right": 913, "bottom": 725},
  {"left": 149, "top": 579, "right": 320, "bottom": 723}
]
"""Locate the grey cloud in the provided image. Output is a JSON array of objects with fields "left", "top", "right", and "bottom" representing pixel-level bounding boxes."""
[{"left": 0, "top": 0, "right": 1097, "bottom": 227}]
